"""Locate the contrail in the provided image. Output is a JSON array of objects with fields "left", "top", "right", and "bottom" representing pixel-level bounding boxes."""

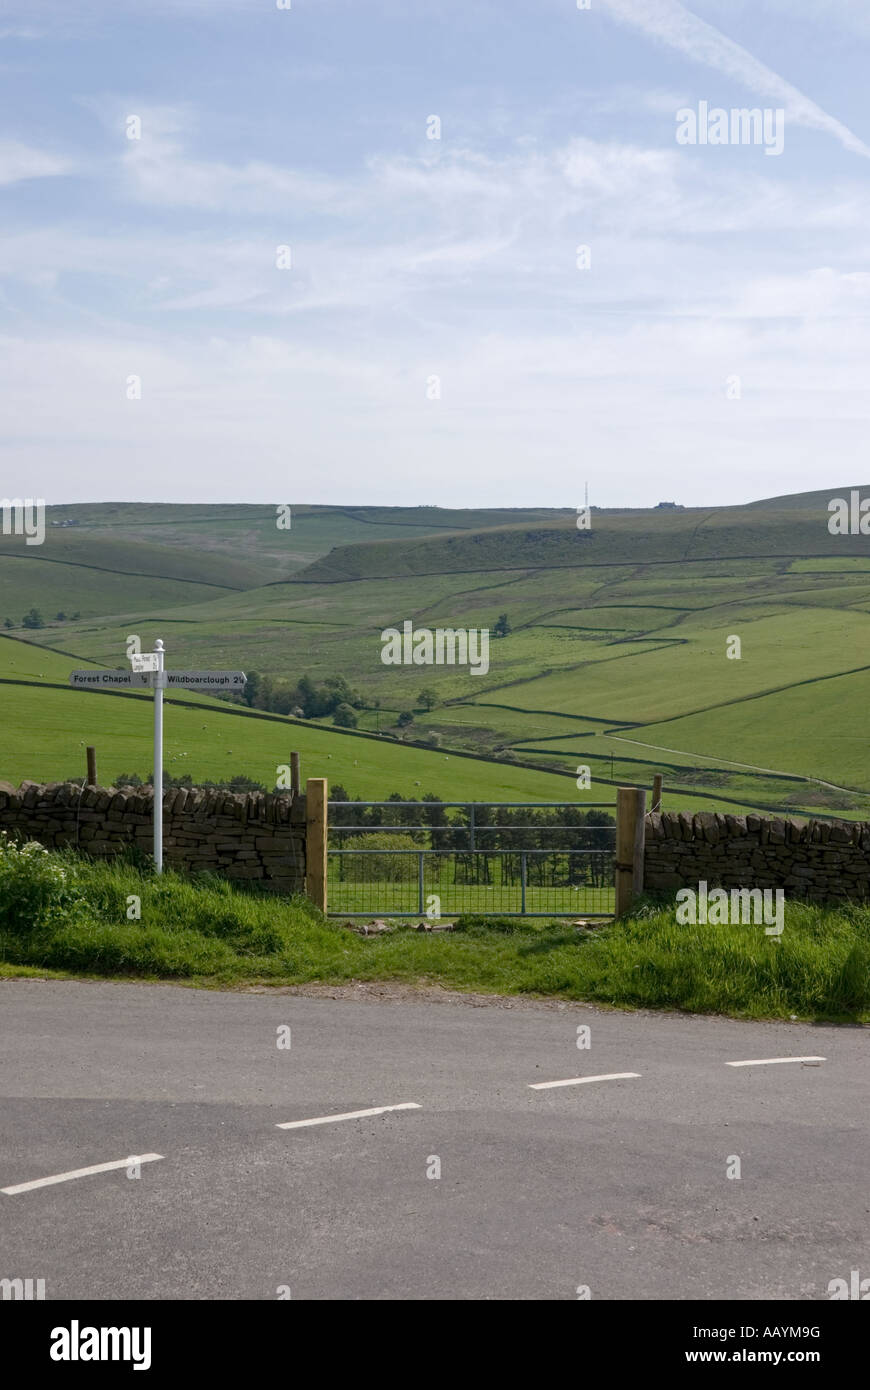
[{"left": 601, "top": 0, "right": 870, "bottom": 158}]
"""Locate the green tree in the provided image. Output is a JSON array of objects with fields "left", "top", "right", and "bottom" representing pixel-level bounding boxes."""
[
  {"left": 270, "top": 685, "right": 297, "bottom": 716},
  {"left": 22, "top": 608, "right": 45, "bottom": 630},
  {"left": 333, "top": 702, "right": 358, "bottom": 729},
  {"left": 493, "top": 613, "right": 511, "bottom": 638},
  {"left": 3, "top": 618, "right": 13, "bottom": 629},
  {"left": 418, "top": 687, "right": 438, "bottom": 710},
  {"left": 253, "top": 674, "right": 274, "bottom": 711},
  {"left": 345, "top": 832, "right": 416, "bottom": 884},
  {"left": 397, "top": 711, "right": 414, "bottom": 728}
]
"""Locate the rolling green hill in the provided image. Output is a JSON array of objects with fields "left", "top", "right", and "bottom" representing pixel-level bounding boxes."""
[
  {"left": 289, "top": 504, "right": 870, "bottom": 584},
  {"left": 3, "top": 490, "right": 870, "bottom": 818},
  {"left": 34, "top": 503, "right": 568, "bottom": 583}
]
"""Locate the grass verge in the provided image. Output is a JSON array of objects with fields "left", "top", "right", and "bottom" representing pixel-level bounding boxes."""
[{"left": 0, "top": 844, "right": 868, "bottom": 1021}]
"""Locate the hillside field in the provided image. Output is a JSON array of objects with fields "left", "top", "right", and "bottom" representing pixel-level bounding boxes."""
[
  {"left": 2, "top": 494, "right": 870, "bottom": 818},
  {"left": 0, "top": 675, "right": 598, "bottom": 803}
]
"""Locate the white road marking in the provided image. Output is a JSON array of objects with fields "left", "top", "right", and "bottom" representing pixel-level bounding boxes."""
[
  {"left": 276, "top": 1102, "right": 421, "bottom": 1130},
  {"left": 725, "top": 1056, "right": 826, "bottom": 1068},
  {"left": 2, "top": 1154, "right": 163, "bottom": 1196},
  {"left": 529, "top": 1072, "right": 641, "bottom": 1090}
]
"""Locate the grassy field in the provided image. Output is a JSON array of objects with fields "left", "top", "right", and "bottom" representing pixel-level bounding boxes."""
[
  {"left": 636, "top": 671, "right": 870, "bottom": 794},
  {"left": 1, "top": 844, "right": 867, "bottom": 1022},
  {"left": 4, "top": 491, "right": 870, "bottom": 817},
  {"left": 0, "top": 675, "right": 601, "bottom": 803},
  {"left": 0, "top": 665, "right": 836, "bottom": 817},
  {"left": 0, "top": 555, "right": 234, "bottom": 624},
  {"left": 477, "top": 607, "right": 870, "bottom": 726}
]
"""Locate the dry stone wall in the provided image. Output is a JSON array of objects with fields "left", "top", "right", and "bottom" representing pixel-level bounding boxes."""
[
  {"left": 6, "top": 784, "right": 867, "bottom": 906},
  {"left": 644, "top": 810, "right": 870, "bottom": 903},
  {"left": 0, "top": 781, "right": 306, "bottom": 895}
]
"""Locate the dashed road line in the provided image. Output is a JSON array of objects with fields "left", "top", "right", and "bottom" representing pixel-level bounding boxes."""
[
  {"left": 529, "top": 1073, "right": 641, "bottom": 1090},
  {"left": 725, "top": 1057, "right": 826, "bottom": 1068},
  {"left": 2, "top": 1154, "right": 163, "bottom": 1196},
  {"left": 276, "top": 1103, "right": 421, "bottom": 1130}
]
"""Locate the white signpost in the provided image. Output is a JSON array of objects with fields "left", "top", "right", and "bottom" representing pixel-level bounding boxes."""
[
  {"left": 68, "top": 638, "right": 246, "bottom": 874},
  {"left": 152, "top": 640, "right": 165, "bottom": 873}
]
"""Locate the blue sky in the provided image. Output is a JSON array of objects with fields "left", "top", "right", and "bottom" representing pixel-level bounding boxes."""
[{"left": 3, "top": 0, "right": 870, "bottom": 507}]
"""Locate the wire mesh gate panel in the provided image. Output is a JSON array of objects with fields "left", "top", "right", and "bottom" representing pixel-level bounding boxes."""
[{"left": 327, "top": 801, "right": 616, "bottom": 917}]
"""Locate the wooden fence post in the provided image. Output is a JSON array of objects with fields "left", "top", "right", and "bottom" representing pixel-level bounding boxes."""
[
  {"left": 290, "top": 752, "right": 301, "bottom": 795},
  {"left": 615, "top": 786, "right": 646, "bottom": 917},
  {"left": 652, "top": 773, "right": 662, "bottom": 813},
  {"left": 86, "top": 746, "right": 97, "bottom": 786},
  {"left": 632, "top": 787, "right": 647, "bottom": 898},
  {"left": 305, "top": 777, "right": 328, "bottom": 914}
]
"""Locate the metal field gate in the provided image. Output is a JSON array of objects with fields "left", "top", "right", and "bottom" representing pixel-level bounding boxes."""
[{"left": 327, "top": 800, "right": 617, "bottom": 918}]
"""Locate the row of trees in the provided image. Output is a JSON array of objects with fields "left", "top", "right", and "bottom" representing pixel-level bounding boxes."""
[
  {"left": 234, "top": 672, "right": 445, "bottom": 730},
  {"left": 330, "top": 787, "right": 613, "bottom": 845},
  {"left": 329, "top": 788, "right": 614, "bottom": 887},
  {"left": 238, "top": 672, "right": 365, "bottom": 723},
  {"left": 4, "top": 609, "right": 80, "bottom": 630},
  {"left": 111, "top": 772, "right": 267, "bottom": 793}
]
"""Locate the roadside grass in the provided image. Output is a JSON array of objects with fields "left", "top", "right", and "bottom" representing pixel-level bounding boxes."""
[{"left": 0, "top": 844, "right": 868, "bottom": 1021}]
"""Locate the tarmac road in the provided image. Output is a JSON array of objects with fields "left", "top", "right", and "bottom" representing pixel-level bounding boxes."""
[{"left": 0, "top": 978, "right": 867, "bottom": 1301}]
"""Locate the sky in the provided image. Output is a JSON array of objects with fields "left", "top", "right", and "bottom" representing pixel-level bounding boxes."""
[{"left": 2, "top": 0, "right": 870, "bottom": 508}]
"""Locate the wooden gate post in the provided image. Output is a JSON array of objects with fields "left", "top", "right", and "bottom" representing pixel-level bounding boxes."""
[
  {"left": 305, "top": 777, "right": 328, "bottom": 914},
  {"left": 86, "top": 746, "right": 97, "bottom": 786},
  {"left": 651, "top": 773, "right": 663, "bottom": 813},
  {"left": 615, "top": 786, "right": 646, "bottom": 917}
]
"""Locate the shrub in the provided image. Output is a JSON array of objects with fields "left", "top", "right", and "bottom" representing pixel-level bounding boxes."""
[
  {"left": 343, "top": 832, "right": 417, "bottom": 883},
  {"left": 0, "top": 834, "right": 86, "bottom": 935}
]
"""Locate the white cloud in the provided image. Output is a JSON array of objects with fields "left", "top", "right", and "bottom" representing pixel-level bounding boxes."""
[
  {"left": 126, "top": 144, "right": 351, "bottom": 214},
  {"left": 6, "top": 131, "right": 870, "bottom": 331},
  {"left": 5, "top": 276, "right": 870, "bottom": 510},
  {"left": 559, "top": 137, "right": 679, "bottom": 202},
  {"left": 116, "top": 108, "right": 354, "bottom": 214},
  {"left": 730, "top": 266, "right": 870, "bottom": 319},
  {"left": 0, "top": 139, "right": 73, "bottom": 185}
]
